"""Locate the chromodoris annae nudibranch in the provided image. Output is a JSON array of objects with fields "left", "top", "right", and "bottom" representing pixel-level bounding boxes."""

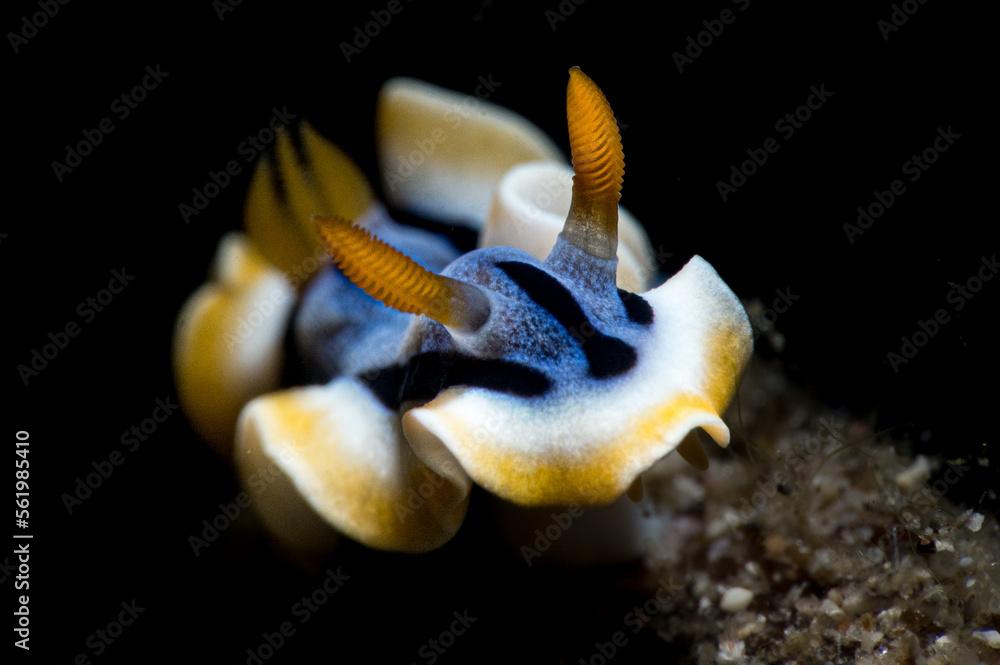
[{"left": 174, "top": 67, "right": 752, "bottom": 553}]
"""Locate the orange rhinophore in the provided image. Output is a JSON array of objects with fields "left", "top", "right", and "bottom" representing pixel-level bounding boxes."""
[
  {"left": 314, "top": 215, "right": 491, "bottom": 332},
  {"left": 561, "top": 66, "right": 625, "bottom": 260}
]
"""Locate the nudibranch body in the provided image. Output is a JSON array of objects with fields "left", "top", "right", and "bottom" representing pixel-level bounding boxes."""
[{"left": 174, "top": 68, "right": 752, "bottom": 555}]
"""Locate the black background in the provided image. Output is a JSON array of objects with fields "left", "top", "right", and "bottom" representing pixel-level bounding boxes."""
[{"left": 7, "top": 1, "right": 996, "bottom": 663}]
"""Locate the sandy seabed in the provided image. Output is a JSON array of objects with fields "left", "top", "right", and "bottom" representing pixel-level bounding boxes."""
[{"left": 643, "top": 362, "right": 999, "bottom": 665}]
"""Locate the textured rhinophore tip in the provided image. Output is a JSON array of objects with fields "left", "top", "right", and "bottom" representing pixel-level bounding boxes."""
[
  {"left": 314, "top": 215, "right": 491, "bottom": 331},
  {"left": 562, "top": 67, "right": 625, "bottom": 260}
]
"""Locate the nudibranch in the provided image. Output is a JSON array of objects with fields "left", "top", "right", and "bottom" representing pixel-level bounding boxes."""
[{"left": 174, "top": 68, "right": 752, "bottom": 555}]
